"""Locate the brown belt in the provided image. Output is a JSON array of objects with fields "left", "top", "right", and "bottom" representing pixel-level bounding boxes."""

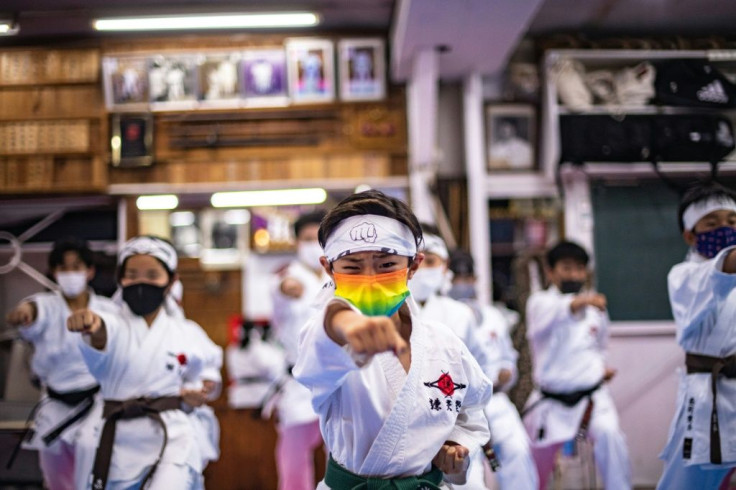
[
  {"left": 91, "top": 396, "right": 182, "bottom": 490},
  {"left": 685, "top": 352, "right": 736, "bottom": 464}
]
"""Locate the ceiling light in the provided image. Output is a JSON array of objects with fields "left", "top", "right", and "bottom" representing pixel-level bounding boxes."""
[
  {"left": 93, "top": 12, "right": 319, "bottom": 32},
  {"left": 137, "top": 194, "right": 179, "bottom": 210},
  {"left": 0, "top": 21, "right": 19, "bottom": 36},
  {"left": 211, "top": 188, "right": 327, "bottom": 208}
]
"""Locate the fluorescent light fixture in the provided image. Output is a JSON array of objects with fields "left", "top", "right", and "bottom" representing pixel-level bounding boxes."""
[
  {"left": 93, "top": 12, "right": 319, "bottom": 32},
  {"left": 136, "top": 194, "right": 179, "bottom": 210},
  {"left": 169, "top": 211, "right": 195, "bottom": 227},
  {"left": 211, "top": 188, "right": 327, "bottom": 208},
  {"left": 0, "top": 21, "right": 19, "bottom": 36}
]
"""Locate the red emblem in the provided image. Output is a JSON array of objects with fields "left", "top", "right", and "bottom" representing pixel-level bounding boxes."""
[
  {"left": 424, "top": 371, "right": 467, "bottom": 397},
  {"left": 176, "top": 353, "right": 188, "bottom": 365}
]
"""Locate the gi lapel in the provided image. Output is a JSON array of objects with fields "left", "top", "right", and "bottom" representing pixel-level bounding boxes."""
[{"left": 359, "top": 299, "right": 427, "bottom": 476}]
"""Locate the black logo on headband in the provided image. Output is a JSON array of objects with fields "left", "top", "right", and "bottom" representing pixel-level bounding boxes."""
[{"left": 349, "top": 222, "right": 377, "bottom": 243}]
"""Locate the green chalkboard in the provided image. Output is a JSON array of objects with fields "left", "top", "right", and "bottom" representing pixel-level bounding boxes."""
[{"left": 591, "top": 181, "right": 687, "bottom": 321}]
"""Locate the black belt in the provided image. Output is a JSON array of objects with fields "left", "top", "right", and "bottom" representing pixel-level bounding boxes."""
[
  {"left": 523, "top": 381, "right": 603, "bottom": 443},
  {"left": 91, "top": 396, "right": 182, "bottom": 490},
  {"left": 685, "top": 352, "right": 736, "bottom": 464},
  {"left": 6, "top": 384, "right": 100, "bottom": 469}
]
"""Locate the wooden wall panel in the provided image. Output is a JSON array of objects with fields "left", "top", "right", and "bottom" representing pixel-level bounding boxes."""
[{"left": 0, "top": 86, "right": 103, "bottom": 120}]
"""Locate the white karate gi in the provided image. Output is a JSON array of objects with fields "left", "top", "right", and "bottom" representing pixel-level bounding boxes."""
[
  {"left": 270, "top": 260, "right": 329, "bottom": 490},
  {"left": 657, "top": 248, "right": 736, "bottom": 490},
  {"left": 270, "top": 260, "right": 328, "bottom": 427},
  {"left": 294, "top": 295, "right": 493, "bottom": 488},
  {"left": 75, "top": 303, "right": 207, "bottom": 490},
  {"left": 524, "top": 286, "right": 631, "bottom": 490},
  {"left": 18, "top": 290, "right": 118, "bottom": 490},
  {"left": 182, "top": 321, "right": 223, "bottom": 490}
]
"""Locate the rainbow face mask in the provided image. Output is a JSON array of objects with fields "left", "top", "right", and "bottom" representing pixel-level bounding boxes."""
[{"left": 333, "top": 268, "right": 410, "bottom": 317}]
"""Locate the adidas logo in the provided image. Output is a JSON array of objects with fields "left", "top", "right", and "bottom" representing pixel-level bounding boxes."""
[{"left": 697, "top": 80, "right": 729, "bottom": 104}]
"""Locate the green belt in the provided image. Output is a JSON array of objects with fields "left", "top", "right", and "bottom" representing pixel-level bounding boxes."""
[{"left": 325, "top": 454, "right": 443, "bottom": 490}]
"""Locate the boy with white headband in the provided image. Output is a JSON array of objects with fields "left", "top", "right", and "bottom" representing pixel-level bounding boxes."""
[
  {"left": 411, "top": 226, "right": 538, "bottom": 490},
  {"left": 6, "top": 238, "right": 118, "bottom": 490},
  {"left": 66, "top": 235, "right": 215, "bottom": 490},
  {"left": 293, "top": 190, "right": 493, "bottom": 489},
  {"left": 657, "top": 181, "right": 736, "bottom": 490},
  {"left": 270, "top": 210, "right": 328, "bottom": 490}
]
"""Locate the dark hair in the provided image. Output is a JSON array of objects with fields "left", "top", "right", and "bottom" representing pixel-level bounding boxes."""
[
  {"left": 116, "top": 235, "right": 176, "bottom": 282},
  {"left": 48, "top": 237, "right": 94, "bottom": 270},
  {"left": 419, "top": 222, "right": 441, "bottom": 238},
  {"left": 546, "top": 240, "right": 589, "bottom": 268},
  {"left": 448, "top": 249, "right": 475, "bottom": 277},
  {"left": 678, "top": 180, "right": 736, "bottom": 231},
  {"left": 294, "top": 210, "right": 327, "bottom": 238},
  {"left": 318, "top": 190, "right": 423, "bottom": 250}
]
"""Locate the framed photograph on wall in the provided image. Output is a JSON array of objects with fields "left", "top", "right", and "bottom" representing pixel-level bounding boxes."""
[
  {"left": 148, "top": 55, "right": 199, "bottom": 111},
  {"left": 285, "top": 38, "right": 335, "bottom": 104},
  {"left": 486, "top": 104, "right": 536, "bottom": 171},
  {"left": 110, "top": 113, "right": 154, "bottom": 167},
  {"left": 338, "top": 38, "right": 386, "bottom": 101},
  {"left": 241, "top": 49, "right": 289, "bottom": 107},
  {"left": 102, "top": 56, "right": 150, "bottom": 110},
  {"left": 197, "top": 53, "right": 241, "bottom": 108}
]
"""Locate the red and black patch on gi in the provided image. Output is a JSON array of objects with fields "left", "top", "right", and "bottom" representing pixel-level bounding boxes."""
[{"left": 424, "top": 371, "right": 466, "bottom": 397}]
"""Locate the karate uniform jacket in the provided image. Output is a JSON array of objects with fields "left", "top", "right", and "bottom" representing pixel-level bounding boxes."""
[
  {"left": 19, "top": 290, "right": 118, "bottom": 450},
  {"left": 662, "top": 248, "right": 736, "bottom": 467},
  {"left": 77, "top": 304, "right": 207, "bottom": 483},
  {"left": 270, "top": 260, "right": 328, "bottom": 427},
  {"left": 294, "top": 294, "right": 492, "bottom": 484}
]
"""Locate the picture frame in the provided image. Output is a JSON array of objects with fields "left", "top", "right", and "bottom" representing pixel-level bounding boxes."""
[
  {"left": 102, "top": 56, "right": 150, "bottom": 111},
  {"left": 197, "top": 52, "right": 241, "bottom": 108},
  {"left": 148, "top": 54, "right": 199, "bottom": 111},
  {"left": 285, "top": 38, "right": 335, "bottom": 104},
  {"left": 241, "top": 49, "right": 289, "bottom": 107},
  {"left": 486, "top": 104, "right": 536, "bottom": 171},
  {"left": 110, "top": 113, "right": 154, "bottom": 168},
  {"left": 338, "top": 38, "right": 386, "bottom": 101}
]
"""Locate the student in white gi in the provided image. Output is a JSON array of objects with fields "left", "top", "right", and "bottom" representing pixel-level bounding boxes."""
[
  {"left": 293, "top": 190, "right": 493, "bottom": 489},
  {"left": 270, "top": 210, "right": 328, "bottom": 490},
  {"left": 6, "top": 238, "right": 117, "bottom": 490},
  {"left": 67, "top": 236, "right": 211, "bottom": 490},
  {"left": 524, "top": 241, "right": 631, "bottom": 490},
  {"left": 657, "top": 181, "right": 736, "bottom": 490},
  {"left": 443, "top": 248, "right": 538, "bottom": 490}
]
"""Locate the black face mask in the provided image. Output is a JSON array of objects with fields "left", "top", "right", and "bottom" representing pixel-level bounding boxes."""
[
  {"left": 122, "top": 283, "right": 167, "bottom": 316},
  {"left": 559, "top": 280, "right": 584, "bottom": 294}
]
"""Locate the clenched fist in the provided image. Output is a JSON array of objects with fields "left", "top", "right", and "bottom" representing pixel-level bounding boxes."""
[
  {"left": 328, "top": 307, "right": 408, "bottom": 357},
  {"left": 432, "top": 441, "right": 470, "bottom": 474},
  {"left": 67, "top": 309, "right": 103, "bottom": 334},
  {"left": 6, "top": 302, "right": 37, "bottom": 327}
]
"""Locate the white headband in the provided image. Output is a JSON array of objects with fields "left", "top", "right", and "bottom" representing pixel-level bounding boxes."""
[
  {"left": 682, "top": 196, "right": 736, "bottom": 231},
  {"left": 119, "top": 236, "right": 178, "bottom": 272},
  {"left": 323, "top": 214, "right": 417, "bottom": 262},
  {"left": 421, "top": 233, "right": 449, "bottom": 261}
]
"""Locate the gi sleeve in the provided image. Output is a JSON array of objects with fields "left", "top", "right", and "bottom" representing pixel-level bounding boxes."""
[
  {"left": 183, "top": 320, "right": 223, "bottom": 400},
  {"left": 292, "top": 298, "right": 363, "bottom": 411},
  {"left": 526, "top": 289, "right": 576, "bottom": 341},
  {"left": 668, "top": 246, "right": 736, "bottom": 345},
  {"left": 17, "top": 293, "right": 54, "bottom": 342}
]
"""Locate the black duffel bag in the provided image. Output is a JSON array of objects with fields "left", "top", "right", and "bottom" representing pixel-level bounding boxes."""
[
  {"left": 654, "top": 59, "right": 736, "bottom": 108},
  {"left": 560, "top": 114, "right": 735, "bottom": 163}
]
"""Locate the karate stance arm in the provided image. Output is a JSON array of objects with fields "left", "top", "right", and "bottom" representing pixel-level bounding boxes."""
[
  {"left": 324, "top": 303, "right": 408, "bottom": 356},
  {"left": 432, "top": 441, "right": 469, "bottom": 474},
  {"left": 67, "top": 309, "right": 107, "bottom": 350},
  {"left": 6, "top": 301, "right": 37, "bottom": 327},
  {"left": 723, "top": 249, "right": 736, "bottom": 273}
]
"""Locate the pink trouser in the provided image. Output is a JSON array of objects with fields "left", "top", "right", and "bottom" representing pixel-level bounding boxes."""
[
  {"left": 39, "top": 441, "right": 75, "bottom": 490},
  {"left": 276, "top": 420, "right": 323, "bottom": 490}
]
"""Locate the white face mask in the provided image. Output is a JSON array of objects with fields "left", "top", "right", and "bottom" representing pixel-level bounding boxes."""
[
  {"left": 409, "top": 266, "right": 445, "bottom": 302},
  {"left": 297, "top": 241, "right": 324, "bottom": 270},
  {"left": 56, "top": 271, "right": 88, "bottom": 298}
]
